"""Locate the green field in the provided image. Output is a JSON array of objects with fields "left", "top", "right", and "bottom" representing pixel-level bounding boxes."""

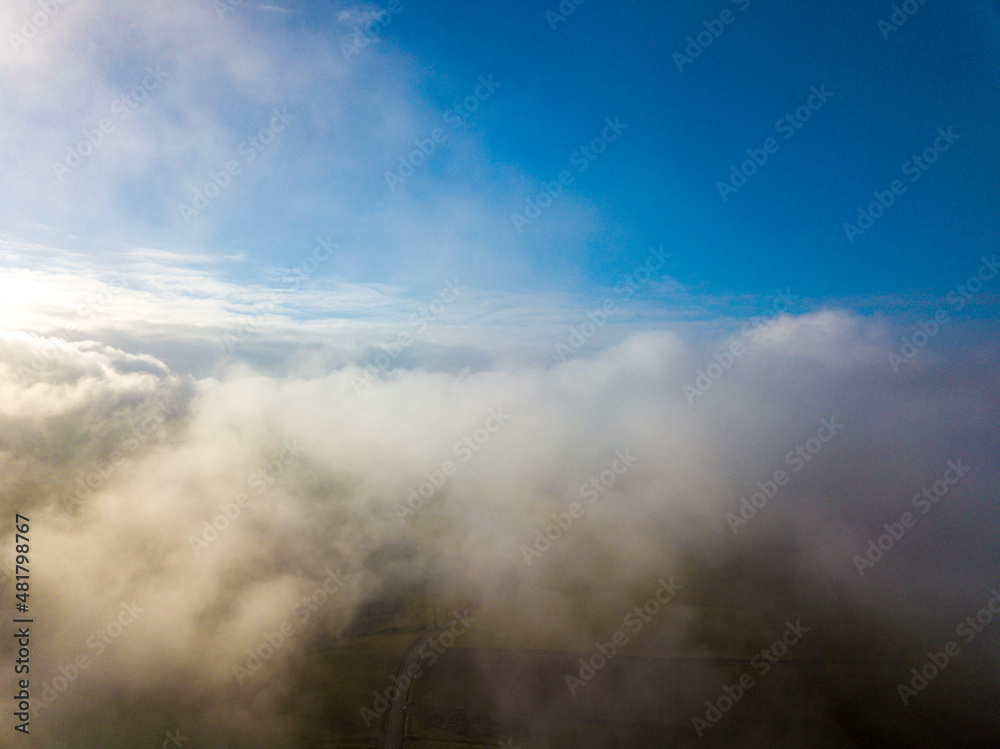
[{"left": 288, "top": 564, "right": 998, "bottom": 748}]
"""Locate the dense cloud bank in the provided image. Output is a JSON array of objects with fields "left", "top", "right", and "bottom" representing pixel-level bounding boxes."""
[{"left": 0, "top": 312, "right": 998, "bottom": 746}]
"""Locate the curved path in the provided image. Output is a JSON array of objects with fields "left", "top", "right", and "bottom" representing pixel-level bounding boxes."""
[{"left": 383, "top": 603, "right": 479, "bottom": 749}]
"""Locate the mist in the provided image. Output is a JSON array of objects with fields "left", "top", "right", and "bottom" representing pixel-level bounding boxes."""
[{"left": 1, "top": 309, "right": 998, "bottom": 747}]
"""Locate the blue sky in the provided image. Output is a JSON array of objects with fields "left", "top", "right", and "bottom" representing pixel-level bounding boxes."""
[
  {"left": 380, "top": 0, "right": 1000, "bottom": 299},
  {"left": 0, "top": 0, "right": 998, "bottom": 363}
]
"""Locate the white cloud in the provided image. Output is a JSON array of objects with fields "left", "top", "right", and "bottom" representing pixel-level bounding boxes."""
[
  {"left": 0, "top": 313, "right": 997, "bottom": 743},
  {"left": 0, "top": 0, "right": 603, "bottom": 292}
]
